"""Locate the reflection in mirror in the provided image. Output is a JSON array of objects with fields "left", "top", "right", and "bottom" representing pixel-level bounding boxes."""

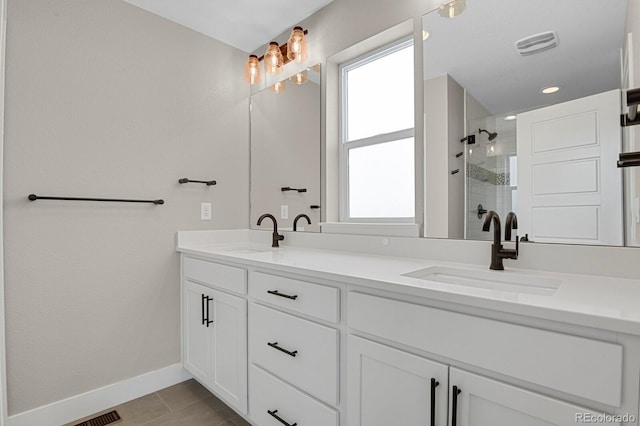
[
  {"left": 422, "top": 0, "right": 638, "bottom": 246},
  {"left": 250, "top": 64, "right": 321, "bottom": 232}
]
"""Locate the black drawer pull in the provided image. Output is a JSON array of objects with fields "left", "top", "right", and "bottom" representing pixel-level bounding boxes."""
[
  {"left": 267, "top": 341, "right": 298, "bottom": 357},
  {"left": 430, "top": 378, "right": 439, "bottom": 426},
  {"left": 452, "top": 385, "right": 461, "bottom": 426},
  {"left": 267, "top": 290, "right": 298, "bottom": 300},
  {"left": 267, "top": 409, "right": 297, "bottom": 426}
]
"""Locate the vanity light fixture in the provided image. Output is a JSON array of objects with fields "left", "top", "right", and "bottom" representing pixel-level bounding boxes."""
[
  {"left": 269, "top": 80, "right": 286, "bottom": 94},
  {"left": 504, "top": 115, "right": 517, "bottom": 121},
  {"left": 438, "top": 0, "right": 466, "bottom": 19},
  {"left": 243, "top": 27, "right": 310, "bottom": 84},
  {"left": 290, "top": 70, "right": 308, "bottom": 85},
  {"left": 264, "top": 42, "right": 284, "bottom": 75},
  {"left": 243, "top": 55, "right": 262, "bottom": 84},
  {"left": 542, "top": 86, "right": 560, "bottom": 94}
]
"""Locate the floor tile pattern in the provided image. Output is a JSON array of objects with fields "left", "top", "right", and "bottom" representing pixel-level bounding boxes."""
[{"left": 66, "top": 380, "right": 251, "bottom": 426}]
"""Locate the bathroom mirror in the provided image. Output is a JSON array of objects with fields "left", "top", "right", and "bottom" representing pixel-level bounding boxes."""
[
  {"left": 423, "top": 0, "right": 638, "bottom": 246},
  {"left": 250, "top": 64, "right": 321, "bottom": 232}
]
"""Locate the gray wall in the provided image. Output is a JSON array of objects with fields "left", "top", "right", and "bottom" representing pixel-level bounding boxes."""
[
  {"left": 3, "top": 0, "right": 249, "bottom": 415},
  {"left": 250, "top": 78, "right": 321, "bottom": 230},
  {"left": 258, "top": 0, "right": 442, "bottom": 230}
]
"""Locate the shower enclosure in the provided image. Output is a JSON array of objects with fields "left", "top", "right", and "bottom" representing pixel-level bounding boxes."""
[{"left": 465, "top": 115, "right": 517, "bottom": 240}]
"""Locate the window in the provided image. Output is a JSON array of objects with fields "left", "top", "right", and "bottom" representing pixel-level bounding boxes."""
[{"left": 340, "top": 38, "right": 415, "bottom": 222}]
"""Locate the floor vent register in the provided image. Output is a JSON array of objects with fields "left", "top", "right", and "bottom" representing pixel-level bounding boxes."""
[{"left": 74, "top": 410, "right": 122, "bottom": 426}]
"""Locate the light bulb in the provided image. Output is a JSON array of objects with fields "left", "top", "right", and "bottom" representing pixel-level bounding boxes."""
[
  {"left": 264, "top": 42, "right": 283, "bottom": 74},
  {"left": 243, "top": 55, "right": 261, "bottom": 84},
  {"left": 287, "top": 27, "right": 308, "bottom": 62}
]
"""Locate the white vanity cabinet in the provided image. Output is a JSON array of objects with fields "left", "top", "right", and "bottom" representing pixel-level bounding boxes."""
[
  {"left": 347, "top": 291, "right": 635, "bottom": 426},
  {"left": 181, "top": 256, "right": 248, "bottom": 415},
  {"left": 248, "top": 271, "right": 341, "bottom": 426}
]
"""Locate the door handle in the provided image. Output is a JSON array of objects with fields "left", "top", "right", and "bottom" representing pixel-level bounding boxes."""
[
  {"left": 201, "top": 294, "right": 206, "bottom": 325},
  {"left": 205, "top": 296, "right": 213, "bottom": 327},
  {"left": 430, "top": 378, "right": 439, "bottom": 426},
  {"left": 451, "top": 385, "right": 462, "bottom": 426}
]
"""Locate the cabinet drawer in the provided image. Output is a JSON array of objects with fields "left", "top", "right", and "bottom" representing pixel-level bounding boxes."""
[
  {"left": 250, "top": 365, "right": 339, "bottom": 426},
  {"left": 348, "top": 292, "right": 623, "bottom": 407},
  {"left": 183, "top": 256, "right": 247, "bottom": 294},
  {"left": 249, "top": 271, "right": 339, "bottom": 323},
  {"left": 249, "top": 303, "right": 339, "bottom": 405}
]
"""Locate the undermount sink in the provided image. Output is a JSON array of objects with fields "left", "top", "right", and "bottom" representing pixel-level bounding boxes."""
[
  {"left": 402, "top": 266, "right": 561, "bottom": 296},
  {"left": 216, "top": 245, "right": 272, "bottom": 254}
]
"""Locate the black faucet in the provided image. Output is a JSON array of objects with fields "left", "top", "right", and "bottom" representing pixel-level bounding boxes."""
[
  {"left": 482, "top": 211, "right": 518, "bottom": 270},
  {"left": 293, "top": 214, "right": 311, "bottom": 231},
  {"left": 257, "top": 213, "right": 285, "bottom": 248}
]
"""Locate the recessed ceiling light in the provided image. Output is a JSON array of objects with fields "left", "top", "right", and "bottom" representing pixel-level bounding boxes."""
[
  {"left": 542, "top": 86, "right": 560, "bottom": 94},
  {"left": 423, "top": 30, "right": 430, "bottom": 40},
  {"left": 504, "top": 115, "right": 517, "bottom": 121}
]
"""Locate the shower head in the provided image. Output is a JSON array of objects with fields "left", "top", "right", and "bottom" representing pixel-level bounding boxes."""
[{"left": 479, "top": 128, "right": 498, "bottom": 141}]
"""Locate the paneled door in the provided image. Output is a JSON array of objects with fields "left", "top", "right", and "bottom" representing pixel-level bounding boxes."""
[
  {"left": 347, "top": 335, "right": 448, "bottom": 426},
  {"left": 517, "top": 89, "right": 623, "bottom": 245},
  {"left": 449, "top": 368, "right": 620, "bottom": 426}
]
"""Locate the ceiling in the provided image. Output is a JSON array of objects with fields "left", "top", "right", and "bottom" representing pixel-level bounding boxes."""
[
  {"left": 422, "top": 0, "right": 628, "bottom": 115},
  {"left": 123, "top": 0, "right": 334, "bottom": 53}
]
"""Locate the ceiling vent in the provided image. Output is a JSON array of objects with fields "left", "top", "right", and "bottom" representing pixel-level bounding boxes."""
[{"left": 515, "top": 31, "right": 558, "bottom": 56}]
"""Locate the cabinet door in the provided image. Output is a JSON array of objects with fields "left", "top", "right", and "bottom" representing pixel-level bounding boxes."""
[
  {"left": 449, "top": 368, "right": 621, "bottom": 426},
  {"left": 347, "top": 336, "right": 448, "bottom": 426},
  {"left": 183, "top": 280, "right": 211, "bottom": 384},
  {"left": 209, "top": 288, "right": 248, "bottom": 415}
]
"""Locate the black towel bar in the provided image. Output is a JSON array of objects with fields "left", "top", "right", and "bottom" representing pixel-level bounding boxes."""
[
  {"left": 178, "top": 178, "right": 216, "bottom": 186},
  {"left": 28, "top": 194, "right": 164, "bottom": 205}
]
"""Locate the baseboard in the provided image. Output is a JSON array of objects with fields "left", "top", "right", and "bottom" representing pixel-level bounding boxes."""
[{"left": 7, "top": 363, "right": 192, "bottom": 426}]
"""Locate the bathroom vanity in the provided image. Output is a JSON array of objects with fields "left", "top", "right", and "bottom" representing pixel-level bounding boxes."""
[{"left": 177, "top": 230, "right": 640, "bottom": 426}]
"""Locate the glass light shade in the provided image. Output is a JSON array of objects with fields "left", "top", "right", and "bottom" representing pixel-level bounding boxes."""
[
  {"left": 438, "top": 0, "right": 466, "bottom": 18},
  {"left": 286, "top": 26, "right": 308, "bottom": 63},
  {"left": 243, "top": 55, "right": 261, "bottom": 84},
  {"left": 264, "top": 42, "right": 284, "bottom": 74},
  {"left": 269, "top": 80, "right": 286, "bottom": 94},
  {"left": 290, "top": 70, "right": 308, "bottom": 85}
]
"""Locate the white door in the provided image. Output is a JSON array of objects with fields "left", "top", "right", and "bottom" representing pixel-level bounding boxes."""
[
  {"left": 449, "top": 368, "right": 620, "bottom": 426},
  {"left": 517, "top": 89, "right": 623, "bottom": 245},
  {"left": 183, "top": 280, "right": 211, "bottom": 384},
  {"left": 347, "top": 335, "right": 448, "bottom": 426},
  {"left": 209, "top": 288, "right": 248, "bottom": 414}
]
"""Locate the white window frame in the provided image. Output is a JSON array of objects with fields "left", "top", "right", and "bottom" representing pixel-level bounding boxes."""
[{"left": 338, "top": 36, "right": 415, "bottom": 223}]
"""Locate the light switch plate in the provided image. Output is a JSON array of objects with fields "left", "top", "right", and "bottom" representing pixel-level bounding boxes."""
[{"left": 281, "top": 205, "right": 289, "bottom": 220}]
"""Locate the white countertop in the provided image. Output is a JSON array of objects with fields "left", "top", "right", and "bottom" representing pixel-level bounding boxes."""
[{"left": 177, "top": 230, "right": 640, "bottom": 336}]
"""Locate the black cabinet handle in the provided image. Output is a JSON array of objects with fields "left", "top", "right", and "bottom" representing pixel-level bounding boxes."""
[
  {"left": 205, "top": 296, "right": 213, "bottom": 327},
  {"left": 267, "top": 290, "right": 298, "bottom": 300},
  {"left": 267, "top": 341, "right": 298, "bottom": 357},
  {"left": 430, "top": 378, "right": 439, "bottom": 426},
  {"left": 452, "top": 385, "right": 461, "bottom": 426},
  {"left": 201, "top": 294, "right": 206, "bottom": 325},
  {"left": 267, "top": 409, "right": 297, "bottom": 426}
]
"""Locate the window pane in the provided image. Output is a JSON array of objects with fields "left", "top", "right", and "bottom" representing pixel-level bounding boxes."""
[
  {"left": 348, "top": 138, "right": 415, "bottom": 218},
  {"left": 346, "top": 44, "right": 414, "bottom": 141}
]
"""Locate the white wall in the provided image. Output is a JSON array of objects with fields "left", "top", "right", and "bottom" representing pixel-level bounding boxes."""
[{"left": 3, "top": 0, "right": 249, "bottom": 415}]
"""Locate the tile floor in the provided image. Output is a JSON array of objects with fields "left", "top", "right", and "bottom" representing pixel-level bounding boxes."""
[{"left": 66, "top": 379, "right": 251, "bottom": 426}]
